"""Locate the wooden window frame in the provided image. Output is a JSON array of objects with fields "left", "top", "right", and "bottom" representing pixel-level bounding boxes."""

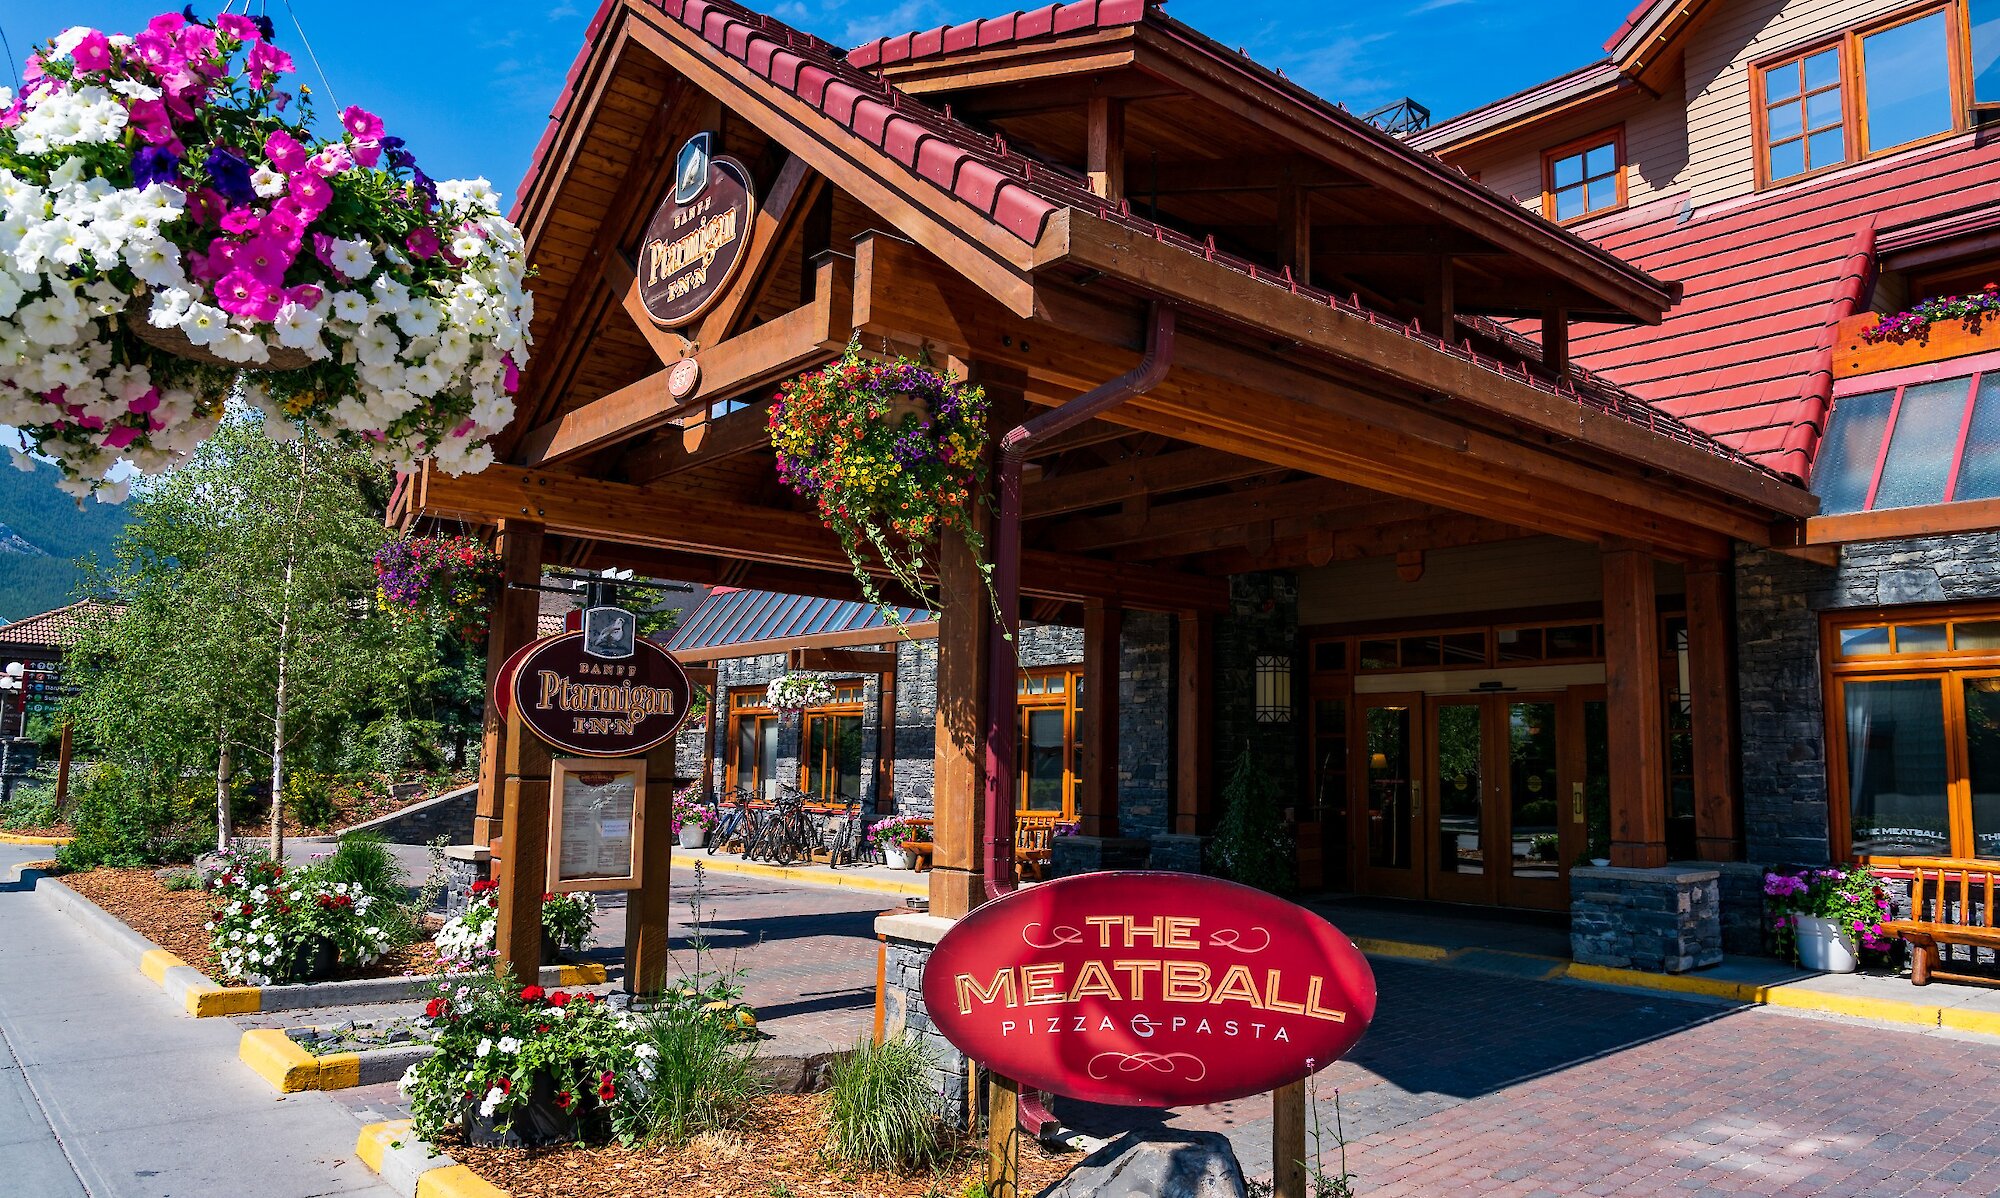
[
  {"left": 724, "top": 689, "right": 777, "bottom": 797},
  {"left": 1751, "top": 1, "right": 1968, "bottom": 192},
  {"left": 1016, "top": 666, "right": 1083, "bottom": 820},
  {"left": 799, "top": 685, "right": 867, "bottom": 804},
  {"left": 1539, "top": 126, "right": 1627, "bottom": 224},
  {"left": 1821, "top": 602, "right": 2000, "bottom": 862},
  {"left": 1808, "top": 349, "right": 2000, "bottom": 534}
]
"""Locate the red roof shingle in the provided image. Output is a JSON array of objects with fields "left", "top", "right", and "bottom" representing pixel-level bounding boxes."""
[{"left": 0, "top": 600, "right": 111, "bottom": 651}]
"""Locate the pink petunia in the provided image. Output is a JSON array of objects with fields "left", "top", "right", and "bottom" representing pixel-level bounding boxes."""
[
  {"left": 350, "top": 140, "right": 382, "bottom": 169},
  {"left": 285, "top": 284, "right": 324, "bottom": 310},
  {"left": 75, "top": 414, "right": 104, "bottom": 432},
  {"left": 176, "top": 24, "right": 218, "bottom": 65},
  {"left": 264, "top": 129, "right": 308, "bottom": 173},
  {"left": 259, "top": 205, "right": 307, "bottom": 250},
  {"left": 206, "top": 239, "right": 241, "bottom": 272},
  {"left": 340, "top": 106, "right": 385, "bottom": 141},
  {"left": 244, "top": 40, "right": 293, "bottom": 90},
  {"left": 288, "top": 172, "right": 331, "bottom": 216},
  {"left": 70, "top": 32, "right": 112, "bottom": 73},
  {"left": 124, "top": 98, "right": 175, "bottom": 146},
  {"left": 215, "top": 13, "right": 260, "bottom": 41},
  {"left": 219, "top": 207, "right": 261, "bottom": 235},
  {"left": 502, "top": 354, "right": 520, "bottom": 395},
  {"left": 128, "top": 389, "right": 161, "bottom": 415},
  {"left": 309, "top": 145, "right": 353, "bottom": 177},
  {"left": 405, "top": 227, "right": 440, "bottom": 259},
  {"left": 238, "top": 236, "right": 296, "bottom": 285},
  {"left": 214, "top": 269, "right": 263, "bottom": 316},
  {"left": 452, "top": 419, "right": 476, "bottom": 439},
  {"left": 132, "top": 28, "right": 178, "bottom": 70},
  {"left": 102, "top": 426, "right": 141, "bottom": 450},
  {"left": 147, "top": 12, "right": 188, "bottom": 36}
]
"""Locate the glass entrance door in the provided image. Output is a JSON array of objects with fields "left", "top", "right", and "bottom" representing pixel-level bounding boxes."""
[
  {"left": 1498, "top": 696, "right": 1566, "bottom": 909},
  {"left": 1428, "top": 698, "right": 1490, "bottom": 904},
  {"left": 1352, "top": 695, "right": 1423, "bottom": 898}
]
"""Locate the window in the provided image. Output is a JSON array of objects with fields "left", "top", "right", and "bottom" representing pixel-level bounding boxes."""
[
  {"left": 1541, "top": 130, "right": 1624, "bottom": 223},
  {"left": 801, "top": 682, "right": 866, "bottom": 804},
  {"left": 1827, "top": 606, "right": 2000, "bottom": 859},
  {"left": 1016, "top": 667, "right": 1084, "bottom": 817},
  {"left": 1811, "top": 356, "right": 2000, "bottom": 513},
  {"left": 726, "top": 691, "right": 779, "bottom": 800},
  {"left": 1974, "top": 0, "right": 2000, "bottom": 104},
  {"left": 1755, "top": 5, "right": 1963, "bottom": 187}
]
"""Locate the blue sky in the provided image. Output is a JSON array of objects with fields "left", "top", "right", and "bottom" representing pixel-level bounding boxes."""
[{"left": 8, "top": 1, "right": 1622, "bottom": 206}]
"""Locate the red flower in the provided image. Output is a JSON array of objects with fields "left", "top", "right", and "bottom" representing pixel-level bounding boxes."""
[
  {"left": 496, "top": 1077, "right": 511, "bottom": 1094},
  {"left": 597, "top": 1071, "right": 616, "bottom": 1101},
  {"left": 519, "top": 985, "right": 545, "bottom": 1003},
  {"left": 425, "top": 997, "right": 448, "bottom": 1019},
  {"left": 545, "top": 991, "right": 572, "bottom": 1008},
  {"left": 554, "top": 1091, "right": 573, "bottom": 1110},
  {"left": 541, "top": 892, "right": 556, "bottom": 902}
]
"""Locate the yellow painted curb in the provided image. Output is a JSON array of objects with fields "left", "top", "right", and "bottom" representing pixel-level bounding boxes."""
[
  {"left": 0, "top": 832, "right": 71, "bottom": 846},
  {"left": 1563, "top": 961, "right": 1747, "bottom": 1000},
  {"left": 355, "top": 1120, "right": 408, "bottom": 1173},
  {"left": 1756, "top": 985, "right": 1943, "bottom": 1028},
  {"left": 1352, "top": 937, "right": 1453, "bottom": 962},
  {"left": 318, "top": 1050, "right": 362, "bottom": 1089},
  {"left": 139, "top": 949, "right": 184, "bottom": 984},
  {"left": 240, "top": 1029, "right": 322, "bottom": 1093},
  {"left": 553, "top": 962, "right": 607, "bottom": 986},
  {"left": 187, "top": 984, "right": 261, "bottom": 1017},
  {"left": 693, "top": 854, "right": 927, "bottom": 897},
  {"left": 418, "top": 1164, "right": 511, "bottom": 1198},
  {"left": 1562, "top": 961, "right": 1968, "bottom": 1031},
  {"left": 1940, "top": 1007, "right": 2000, "bottom": 1037}
]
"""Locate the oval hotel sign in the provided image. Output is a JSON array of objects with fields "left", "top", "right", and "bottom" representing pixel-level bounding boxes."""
[
  {"left": 503, "top": 617, "right": 693, "bottom": 758},
  {"left": 923, "top": 872, "right": 1377, "bottom": 1107},
  {"left": 639, "top": 132, "right": 757, "bottom": 328}
]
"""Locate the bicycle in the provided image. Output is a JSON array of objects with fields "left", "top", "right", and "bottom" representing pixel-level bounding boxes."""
[
  {"left": 824, "top": 797, "right": 866, "bottom": 868},
  {"left": 757, "top": 785, "right": 817, "bottom": 867},
  {"left": 707, "top": 789, "right": 756, "bottom": 856}
]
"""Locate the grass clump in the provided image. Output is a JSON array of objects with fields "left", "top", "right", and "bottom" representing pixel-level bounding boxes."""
[
  {"left": 824, "top": 1035, "right": 948, "bottom": 1173},
  {"left": 629, "top": 1005, "right": 765, "bottom": 1146}
]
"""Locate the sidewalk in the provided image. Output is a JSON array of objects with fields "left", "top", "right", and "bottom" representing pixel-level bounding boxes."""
[{"left": 0, "top": 844, "right": 396, "bottom": 1198}]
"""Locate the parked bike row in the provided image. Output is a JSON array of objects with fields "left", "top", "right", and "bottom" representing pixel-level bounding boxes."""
[{"left": 697, "top": 786, "right": 873, "bottom": 868}]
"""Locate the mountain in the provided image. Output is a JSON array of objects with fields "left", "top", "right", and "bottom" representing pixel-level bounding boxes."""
[{"left": 0, "top": 460, "right": 132, "bottom": 623}]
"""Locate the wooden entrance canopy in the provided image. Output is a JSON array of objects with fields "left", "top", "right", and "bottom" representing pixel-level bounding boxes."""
[{"left": 408, "top": 0, "right": 1819, "bottom": 904}]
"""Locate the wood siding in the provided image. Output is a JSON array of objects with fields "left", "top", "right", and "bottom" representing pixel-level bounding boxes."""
[{"left": 1297, "top": 538, "right": 1686, "bottom": 628}]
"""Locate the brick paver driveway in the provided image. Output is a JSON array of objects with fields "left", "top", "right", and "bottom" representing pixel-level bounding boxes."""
[{"left": 1063, "top": 957, "right": 2000, "bottom": 1195}]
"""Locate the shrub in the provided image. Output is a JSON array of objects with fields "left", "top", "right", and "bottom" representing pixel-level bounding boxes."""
[
  {"left": 1210, "top": 749, "right": 1296, "bottom": 895},
  {"left": 326, "top": 832, "right": 405, "bottom": 898},
  {"left": 55, "top": 764, "right": 213, "bottom": 871},
  {"left": 824, "top": 1036, "right": 948, "bottom": 1173},
  {"left": 285, "top": 768, "right": 337, "bottom": 831},
  {"left": 0, "top": 774, "right": 60, "bottom": 830},
  {"left": 626, "top": 1005, "right": 763, "bottom": 1146}
]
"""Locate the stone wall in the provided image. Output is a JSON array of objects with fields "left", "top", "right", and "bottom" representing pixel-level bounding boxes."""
[
  {"left": 342, "top": 785, "right": 477, "bottom": 845},
  {"left": 1117, "top": 612, "right": 1172, "bottom": 840},
  {"left": 876, "top": 914, "right": 971, "bottom": 1124},
  {"left": 1570, "top": 865, "right": 1722, "bottom": 973},
  {"left": 1215, "top": 573, "right": 1302, "bottom": 811}
]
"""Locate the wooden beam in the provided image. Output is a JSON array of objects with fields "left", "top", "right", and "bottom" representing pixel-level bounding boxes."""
[
  {"left": 1081, "top": 600, "right": 1121, "bottom": 838},
  {"left": 514, "top": 256, "right": 851, "bottom": 467},
  {"left": 605, "top": 250, "right": 691, "bottom": 364},
  {"left": 1805, "top": 498, "right": 2000, "bottom": 544},
  {"left": 1278, "top": 182, "right": 1310, "bottom": 287},
  {"left": 1025, "top": 445, "right": 1274, "bottom": 518},
  {"left": 1044, "top": 478, "right": 1363, "bottom": 552},
  {"left": 1686, "top": 560, "right": 1741, "bottom": 862},
  {"left": 620, "top": 401, "right": 774, "bottom": 484},
  {"left": 677, "top": 622, "right": 936, "bottom": 663},
  {"left": 1138, "top": 157, "right": 1359, "bottom": 194},
  {"left": 415, "top": 463, "right": 1227, "bottom": 612},
  {"left": 693, "top": 156, "right": 825, "bottom": 348},
  {"left": 790, "top": 647, "right": 899, "bottom": 673},
  {"left": 475, "top": 520, "right": 543, "bottom": 848},
  {"left": 1175, "top": 611, "right": 1213, "bottom": 835},
  {"left": 1541, "top": 307, "right": 1570, "bottom": 380},
  {"left": 1603, "top": 547, "right": 1667, "bottom": 869},
  {"left": 1086, "top": 96, "right": 1125, "bottom": 202}
]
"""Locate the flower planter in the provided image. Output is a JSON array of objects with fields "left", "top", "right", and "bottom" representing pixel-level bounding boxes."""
[
  {"left": 124, "top": 300, "right": 314, "bottom": 372},
  {"left": 679, "top": 825, "right": 707, "bottom": 850},
  {"left": 541, "top": 931, "right": 563, "bottom": 967},
  {"left": 1796, "top": 915, "right": 1859, "bottom": 973},
  {"left": 883, "top": 846, "right": 914, "bottom": 870},
  {"left": 462, "top": 1072, "right": 589, "bottom": 1148},
  {"left": 278, "top": 934, "right": 340, "bottom": 984},
  {"left": 1835, "top": 311, "right": 2000, "bottom": 378}
]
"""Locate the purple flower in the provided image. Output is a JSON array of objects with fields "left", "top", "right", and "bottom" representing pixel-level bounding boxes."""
[
  {"left": 204, "top": 145, "right": 255, "bottom": 206},
  {"left": 132, "top": 146, "right": 180, "bottom": 189}
]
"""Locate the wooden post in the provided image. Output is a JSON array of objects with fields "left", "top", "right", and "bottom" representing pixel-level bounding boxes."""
[
  {"left": 1085, "top": 96, "right": 1124, "bottom": 202},
  {"left": 625, "top": 738, "right": 681, "bottom": 995},
  {"left": 494, "top": 706, "right": 551, "bottom": 979},
  {"left": 476, "top": 519, "right": 544, "bottom": 848},
  {"left": 877, "top": 665, "right": 897, "bottom": 816},
  {"left": 1175, "top": 611, "right": 1213, "bottom": 835},
  {"left": 52, "top": 720, "right": 72, "bottom": 813},
  {"left": 1278, "top": 181, "right": 1311, "bottom": 287},
  {"left": 1542, "top": 307, "right": 1570, "bottom": 380},
  {"left": 1686, "top": 560, "right": 1741, "bottom": 861},
  {"left": 986, "top": 1072, "right": 1020, "bottom": 1198},
  {"left": 1602, "top": 547, "right": 1668, "bottom": 869},
  {"left": 1081, "top": 600, "right": 1121, "bottom": 839},
  {"left": 929, "top": 529, "right": 991, "bottom": 920},
  {"left": 1423, "top": 255, "right": 1455, "bottom": 337},
  {"left": 1272, "top": 1080, "right": 1307, "bottom": 1198}
]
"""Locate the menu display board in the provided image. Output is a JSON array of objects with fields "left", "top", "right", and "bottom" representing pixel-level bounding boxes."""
[{"left": 547, "top": 758, "right": 648, "bottom": 893}]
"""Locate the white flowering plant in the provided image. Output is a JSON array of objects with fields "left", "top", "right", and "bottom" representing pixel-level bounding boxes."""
[
  {"left": 201, "top": 855, "right": 395, "bottom": 982},
  {"left": 401, "top": 970, "right": 647, "bottom": 1146},
  {"left": 0, "top": 12, "right": 531, "bottom": 500},
  {"left": 435, "top": 881, "right": 597, "bottom": 970},
  {"left": 764, "top": 672, "right": 835, "bottom": 712}
]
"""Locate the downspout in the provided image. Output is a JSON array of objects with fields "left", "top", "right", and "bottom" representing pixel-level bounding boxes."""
[{"left": 974, "top": 302, "right": 1175, "bottom": 1145}]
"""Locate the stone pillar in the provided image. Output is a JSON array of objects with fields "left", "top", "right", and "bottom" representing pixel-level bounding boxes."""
[
  {"left": 929, "top": 532, "right": 989, "bottom": 920},
  {"left": 1569, "top": 864, "right": 1722, "bottom": 973},
  {"left": 877, "top": 911, "right": 972, "bottom": 1125},
  {"left": 1602, "top": 547, "right": 1668, "bottom": 869},
  {"left": 1686, "top": 560, "right": 1741, "bottom": 861},
  {"left": 476, "top": 519, "right": 543, "bottom": 848}
]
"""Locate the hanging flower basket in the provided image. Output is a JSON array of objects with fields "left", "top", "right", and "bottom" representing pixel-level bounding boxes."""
[
  {"left": 768, "top": 342, "right": 997, "bottom": 624},
  {"left": 0, "top": 12, "right": 533, "bottom": 502},
  {"left": 765, "top": 672, "right": 835, "bottom": 712},
  {"left": 373, "top": 532, "right": 500, "bottom": 643}
]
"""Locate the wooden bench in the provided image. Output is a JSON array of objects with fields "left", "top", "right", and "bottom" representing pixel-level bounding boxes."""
[
  {"left": 903, "top": 818, "right": 935, "bottom": 873},
  {"left": 1879, "top": 857, "right": 2000, "bottom": 987},
  {"left": 897, "top": 814, "right": 1062, "bottom": 879}
]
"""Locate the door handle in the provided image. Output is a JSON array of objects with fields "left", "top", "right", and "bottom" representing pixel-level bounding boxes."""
[
  {"left": 1572, "top": 781, "right": 1585, "bottom": 823},
  {"left": 1412, "top": 778, "right": 1422, "bottom": 819}
]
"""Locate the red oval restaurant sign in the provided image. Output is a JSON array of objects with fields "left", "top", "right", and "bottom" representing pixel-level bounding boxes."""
[
  {"left": 922, "top": 872, "right": 1377, "bottom": 1108},
  {"left": 504, "top": 630, "right": 692, "bottom": 758}
]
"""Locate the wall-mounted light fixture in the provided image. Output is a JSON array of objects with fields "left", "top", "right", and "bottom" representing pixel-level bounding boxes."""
[{"left": 1253, "top": 654, "right": 1293, "bottom": 724}]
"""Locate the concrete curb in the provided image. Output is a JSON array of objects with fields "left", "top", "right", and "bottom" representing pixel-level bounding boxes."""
[
  {"left": 0, "top": 832, "right": 72, "bottom": 846},
  {"left": 240, "top": 1027, "right": 433, "bottom": 1093},
  {"left": 695, "top": 854, "right": 927, "bottom": 897},
  {"left": 38, "top": 876, "right": 607, "bottom": 1016},
  {"left": 357, "top": 1120, "right": 508, "bottom": 1198},
  {"left": 1352, "top": 934, "right": 2000, "bottom": 1038}
]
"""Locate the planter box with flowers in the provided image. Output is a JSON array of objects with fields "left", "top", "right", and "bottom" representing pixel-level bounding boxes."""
[
  {"left": 203, "top": 851, "right": 394, "bottom": 983},
  {"left": 1835, "top": 287, "right": 2000, "bottom": 378},
  {"left": 0, "top": 12, "right": 530, "bottom": 501},
  {"left": 1763, "top": 864, "right": 1893, "bottom": 973},
  {"left": 671, "top": 787, "right": 711, "bottom": 849},
  {"left": 869, "top": 815, "right": 924, "bottom": 869},
  {"left": 373, "top": 533, "right": 500, "bottom": 644},
  {"left": 436, "top": 879, "right": 597, "bottom": 971}
]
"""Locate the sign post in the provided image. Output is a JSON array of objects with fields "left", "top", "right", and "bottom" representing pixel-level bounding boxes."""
[
  {"left": 490, "top": 610, "right": 693, "bottom": 993},
  {"left": 922, "top": 871, "right": 1377, "bottom": 1192}
]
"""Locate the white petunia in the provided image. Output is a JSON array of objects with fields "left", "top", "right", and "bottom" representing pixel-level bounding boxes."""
[
  {"left": 123, "top": 238, "right": 183, "bottom": 287},
  {"left": 328, "top": 238, "right": 376, "bottom": 280},
  {"left": 250, "top": 166, "right": 286, "bottom": 198},
  {"left": 330, "top": 291, "right": 368, "bottom": 324},
  {"left": 273, "top": 303, "right": 324, "bottom": 351},
  {"left": 475, "top": 1037, "right": 493, "bottom": 1058},
  {"left": 176, "top": 303, "right": 228, "bottom": 347}
]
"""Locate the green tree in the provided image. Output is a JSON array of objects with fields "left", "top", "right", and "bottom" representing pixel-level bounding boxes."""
[{"left": 65, "top": 412, "right": 435, "bottom": 856}]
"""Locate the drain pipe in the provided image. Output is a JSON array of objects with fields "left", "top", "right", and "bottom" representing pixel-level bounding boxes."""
[{"left": 975, "top": 301, "right": 1176, "bottom": 1142}]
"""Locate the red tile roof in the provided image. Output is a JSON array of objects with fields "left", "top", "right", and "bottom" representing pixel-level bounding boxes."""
[
  {"left": 1560, "top": 134, "right": 2000, "bottom": 480},
  {"left": 0, "top": 600, "right": 111, "bottom": 650},
  {"left": 847, "top": 0, "right": 1148, "bottom": 70}
]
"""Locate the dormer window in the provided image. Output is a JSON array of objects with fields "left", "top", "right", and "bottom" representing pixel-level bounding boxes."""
[{"left": 1540, "top": 129, "right": 1624, "bottom": 223}]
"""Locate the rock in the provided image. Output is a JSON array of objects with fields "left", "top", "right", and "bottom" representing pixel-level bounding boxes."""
[{"left": 1039, "top": 1131, "right": 1247, "bottom": 1198}]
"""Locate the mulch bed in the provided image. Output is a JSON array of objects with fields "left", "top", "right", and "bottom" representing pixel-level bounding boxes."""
[
  {"left": 59, "top": 867, "right": 441, "bottom": 984},
  {"left": 450, "top": 1093, "right": 1076, "bottom": 1198},
  {"left": 1, "top": 823, "right": 73, "bottom": 838}
]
